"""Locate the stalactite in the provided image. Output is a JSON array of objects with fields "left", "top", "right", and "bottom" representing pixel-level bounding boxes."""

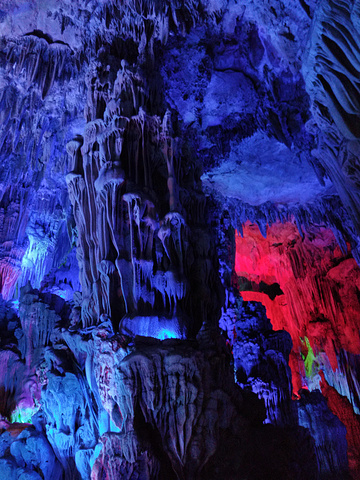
[
  {"left": 234, "top": 219, "right": 360, "bottom": 476},
  {"left": 1, "top": 1, "right": 360, "bottom": 478},
  {"left": 4, "top": 36, "right": 78, "bottom": 98},
  {"left": 302, "top": 0, "right": 360, "bottom": 238}
]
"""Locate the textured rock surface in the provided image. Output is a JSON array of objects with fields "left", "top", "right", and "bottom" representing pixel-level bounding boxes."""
[
  {"left": 234, "top": 219, "right": 360, "bottom": 477},
  {"left": 91, "top": 331, "right": 318, "bottom": 480},
  {"left": 0, "top": 426, "right": 63, "bottom": 480},
  {"left": 298, "top": 389, "right": 349, "bottom": 479},
  {"left": 0, "top": 0, "right": 359, "bottom": 479},
  {"left": 233, "top": 300, "right": 296, "bottom": 427},
  {"left": 234, "top": 221, "right": 360, "bottom": 397}
]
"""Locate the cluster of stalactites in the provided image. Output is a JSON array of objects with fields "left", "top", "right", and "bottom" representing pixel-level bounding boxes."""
[
  {"left": 208, "top": 190, "right": 360, "bottom": 264},
  {"left": 303, "top": 0, "right": 360, "bottom": 140},
  {"left": 93, "top": 0, "right": 224, "bottom": 51},
  {"left": 4, "top": 35, "right": 78, "bottom": 98},
  {"left": 232, "top": 300, "right": 296, "bottom": 427},
  {"left": 302, "top": 0, "right": 360, "bottom": 237},
  {"left": 66, "top": 62, "right": 189, "bottom": 331}
]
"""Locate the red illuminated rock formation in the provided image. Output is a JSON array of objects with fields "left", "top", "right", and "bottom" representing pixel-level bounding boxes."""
[
  {"left": 235, "top": 219, "right": 360, "bottom": 477},
  {"left": 236, "top": 220, "right": 360, "bottom": 388}
]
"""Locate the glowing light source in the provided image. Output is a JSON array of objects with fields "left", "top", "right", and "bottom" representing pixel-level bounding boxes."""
[
  {"left": 120, "top": 315, "right": 186, "bottom": 340},
  {"left": 11, "top": 403, "right": 40, "bottom": 424},
  {"left": 157, "top": 328, "right": 179, "bottom": 340},
  {"left": 301, "top": 337, "right": 316, "bottom": 379}
]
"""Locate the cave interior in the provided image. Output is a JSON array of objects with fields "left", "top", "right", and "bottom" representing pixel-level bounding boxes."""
[{"left": 0, "top": 0, "right": 360, "bottom": 479}]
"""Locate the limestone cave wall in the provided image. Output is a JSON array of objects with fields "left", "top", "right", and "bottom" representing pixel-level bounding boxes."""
[{"left": 0, "top": 1, "right": 359, "bottom": 479}]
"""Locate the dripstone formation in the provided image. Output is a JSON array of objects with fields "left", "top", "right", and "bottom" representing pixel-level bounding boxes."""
[{"left": 0, "top": 1, "right": 360, "bottom": 479}]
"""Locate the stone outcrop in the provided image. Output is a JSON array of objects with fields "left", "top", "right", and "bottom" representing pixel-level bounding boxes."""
[{"left": 0, "top": 0, "right": 360, "bottom": 478}]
